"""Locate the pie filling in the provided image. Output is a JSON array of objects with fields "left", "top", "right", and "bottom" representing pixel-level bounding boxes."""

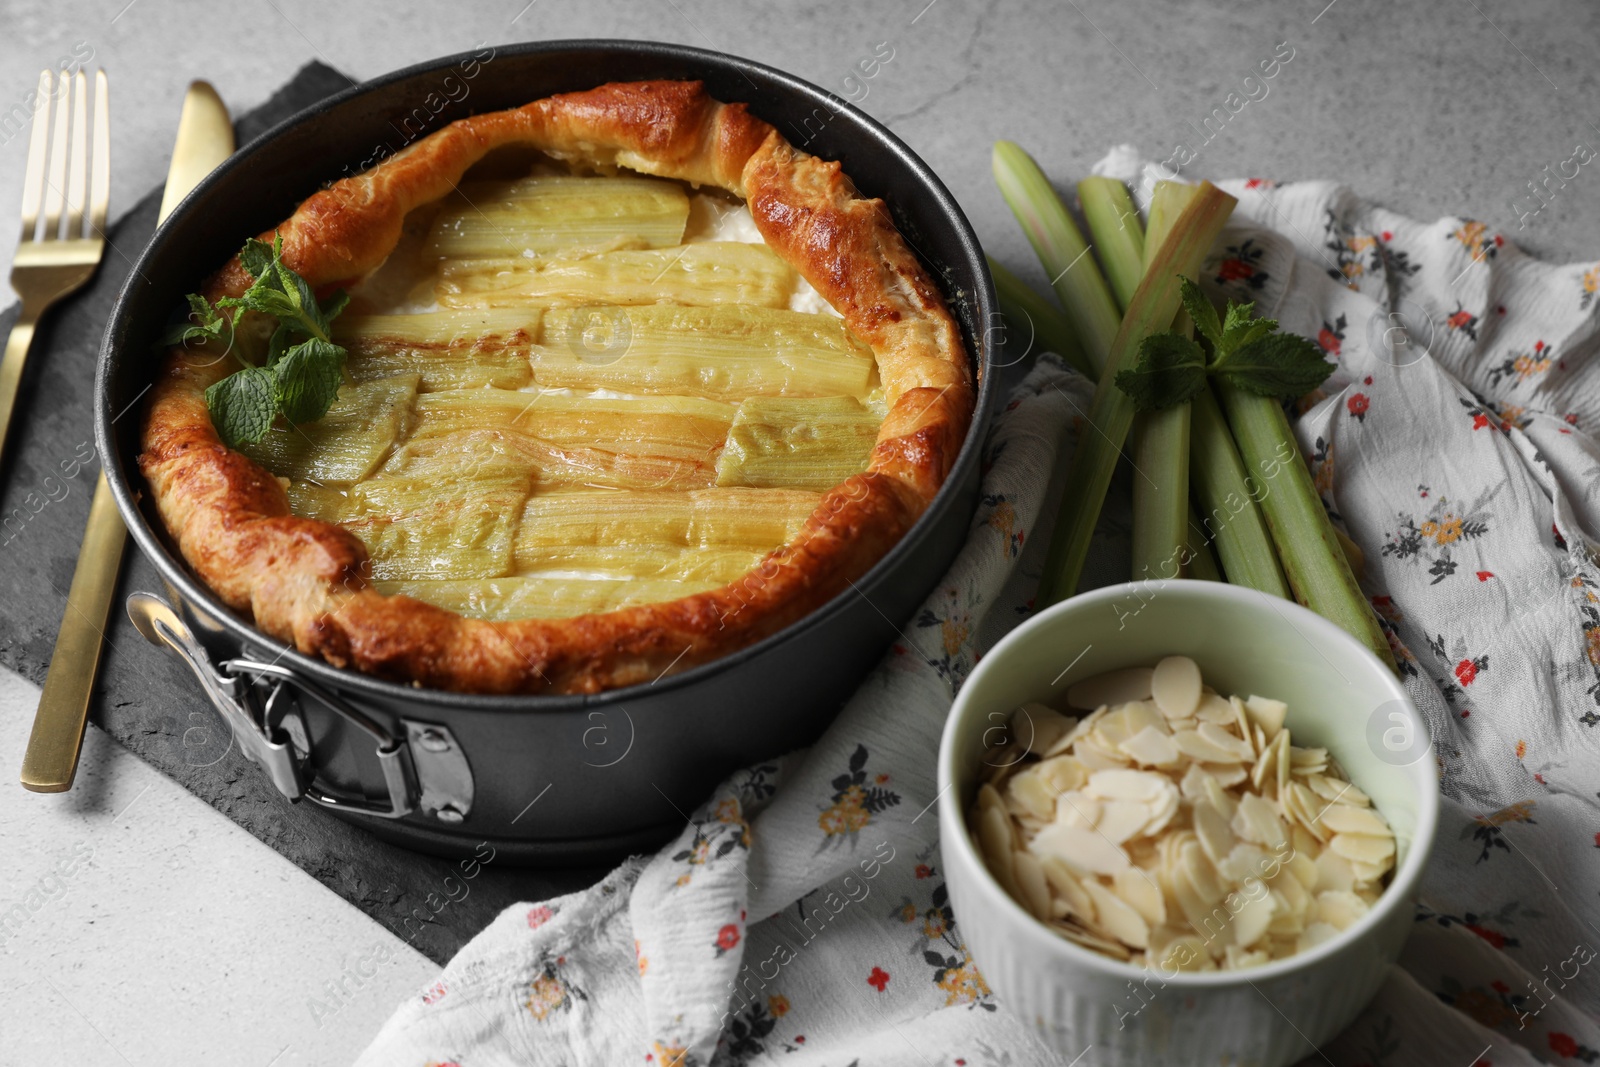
[{"left": 240, "top": 165, "right": 887, "bottom": 621}]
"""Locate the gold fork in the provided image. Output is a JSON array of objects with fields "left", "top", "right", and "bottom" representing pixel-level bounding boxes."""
[{"left": 0, "top": 69, "right": 110, "bottom": 470}]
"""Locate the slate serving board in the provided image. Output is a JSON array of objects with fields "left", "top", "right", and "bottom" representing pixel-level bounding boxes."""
[{"left": 0, "top": 62, "right": 607, "bottom": 967}]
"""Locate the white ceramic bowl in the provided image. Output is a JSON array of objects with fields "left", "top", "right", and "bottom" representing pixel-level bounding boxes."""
[{"left": 939, "top": 580, "right": 1437, "bottom": 1067}]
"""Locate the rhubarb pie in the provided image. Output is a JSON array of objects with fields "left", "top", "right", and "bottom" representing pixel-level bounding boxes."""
[{"left": 140, "top": 80, "right": 974, "bottom": 694}]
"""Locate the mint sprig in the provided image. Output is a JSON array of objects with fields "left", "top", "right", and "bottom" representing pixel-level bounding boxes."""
[
  {"left": 163, "top": 234, "right": 350, "bottom": 448},
  {"left": 1114, "top": 277, "right": 1333, "bottom": 412}
]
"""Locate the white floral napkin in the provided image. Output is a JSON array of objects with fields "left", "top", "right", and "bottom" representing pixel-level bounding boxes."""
[{"left": 356, "top": 152, "right": 1600, "bottom": 1067}]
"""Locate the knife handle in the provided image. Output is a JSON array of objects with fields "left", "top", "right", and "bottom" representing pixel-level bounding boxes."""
[
  {"left": 20, "top": 474, "right": 126, "bottom": 792},
  {"left": 0, "top": 313, "right": 38, "bottom": 474}
]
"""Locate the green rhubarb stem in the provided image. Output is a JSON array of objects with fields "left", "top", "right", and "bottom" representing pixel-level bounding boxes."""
[
  {"left": 988, "top": 256, "right": 1095, "bottom": 378},
  {"left": 1122, "top": 180, "right": 1193, "bottom": 583},
  {"left": 1215, "top": 382, "right": 1397, "bottom": 670},
  {"left": 993, "top": 142, "right": 1122, "bottom": 375},
  {"left": 1036, "top": 182, "right": 1237, "bottom": 606},
  {"left": 1131, "top": 404, "right": 1192, "bottom": 581},
  {"left": 1190, "top": 385, "right": 1290, "bottom": 597},
  {"left": 1185, "top": 513, "right": 1224, "bottom": 581},
  {"left": 1147, "top": 179, "right": 1289, "bottom": 598},
  {"left": 1077, "top": 177, "right": 1145, "bottom": 309}
]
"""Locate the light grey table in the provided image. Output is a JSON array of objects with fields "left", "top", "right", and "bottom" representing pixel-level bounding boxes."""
[
  {"left": 2, "top": 0, "right": 1596, "bottom": 1061},
  {"left": 2, "top": 0, "right": 1599, "bottom": 284}
]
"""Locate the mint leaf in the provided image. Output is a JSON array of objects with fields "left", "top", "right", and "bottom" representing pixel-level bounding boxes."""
[
  {"left": 1215, "top": 333, "right": 1334, "bottom": 398},
  {"left": 275, "top": 338, "right": 346, "bottom": 424},
  {"left": 205, "top": 365, "right": 278, "bottom": 447},
  {"left": 224, "top": 233, "right": 334, "bottom": 342},
  {"left": 1218, "top": 300, "right": 1274, "bottom": 356},
  {"left": 264, "top": 322, "right": 296, "bottom": 367},
  {"left": 1179, "top": 277, "right": 1223, "bottom": 349},
  {"left": 319, "top": 288, "right": 351, "bottom": 324},
  {"left": 171, "top": 233, "right": 349, "bottom": 448},
  {"left": 1115, "top": 333, "right": 1208, "bottom": 411},
  {"left": 238, "top": 236, "right": 279, "bottom": 281},
  {"left": 224, "top": 281, "right": 306, "bottom": 328},
  {"left": 273, "top": 257, "right": 332, "bottom": 339}
]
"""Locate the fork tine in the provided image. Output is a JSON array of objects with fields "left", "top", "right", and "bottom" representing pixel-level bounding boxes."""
[
  {"left": 41, "top": 70, "right": 71, "bottom": 239},
  {"left": 89, "top": 71, "right": 110, "bottom": 236},
  {"left": 18, "top": 70, "right": 52, "bottom": 242},
  {"left": 66, "top": 70, "right": 88, "bottom": 238}
]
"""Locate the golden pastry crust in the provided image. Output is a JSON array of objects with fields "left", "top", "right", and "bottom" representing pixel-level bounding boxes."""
[{"left": 139, "top": 79, "right": 974, "bottom": 694}]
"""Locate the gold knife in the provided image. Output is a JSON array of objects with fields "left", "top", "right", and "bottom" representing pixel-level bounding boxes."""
[{"left": 21, "top": 81, "right": 233, "bottom": 792}]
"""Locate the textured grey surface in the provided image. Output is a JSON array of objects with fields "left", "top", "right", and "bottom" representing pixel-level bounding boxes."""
[
  {"left": 2, "top": 0, "right": 1597, "bottom": 962},
  {"left": 3, "top": 0, "right": 1600, "bottom": 288}
]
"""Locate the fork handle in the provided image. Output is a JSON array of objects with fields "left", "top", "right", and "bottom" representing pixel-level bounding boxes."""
[
  {"left": 20, "top": 474, "right": 126, "bottom": 792},
  {"left": 0, "top": 309, "right": 39, "bottom": 472}
]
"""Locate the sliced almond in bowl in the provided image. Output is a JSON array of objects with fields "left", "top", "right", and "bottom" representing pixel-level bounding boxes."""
[{"left": 967, "top": 657, "right": 1399, "bottom": 972}]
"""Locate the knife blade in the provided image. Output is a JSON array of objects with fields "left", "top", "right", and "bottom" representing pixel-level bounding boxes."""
[{"left": 21, "top": 81, "right": 234, "bottom": 793}]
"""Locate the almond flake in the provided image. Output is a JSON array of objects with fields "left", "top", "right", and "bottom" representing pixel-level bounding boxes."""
[
  {"left": 1217, "top": 842, "right": 1267, "bottom": 884},
  {"left": 1199, "top": 722, "right": 1255, "bottom": 761},
  {"left": 1036, "top": 754, "right": 1088, "bottom": 795},
  {"left": 1348, "top": 857, "right": 1392, "bottom": 885},
  {"left": 1201, "top": 773, "right": 1238, "bottom": 819},
  {"left": 1315, "top": 889, "right": 1369, "bottom": 931},
  {"left": 1011, "top": 702, "right": 1077, "bottom": 758},
  {"left": 978, "top": 803, "right": 1016, "bottom": 873},
  {"left": 1143, "top": 784, "right": 1181, "bottom": 836},
  {"left": 1319, "top": 805, "right": 1393, "bottom": 837},
  {"left": 1232, "top": 793, "right": 1288, "bottom": 849},
  {"left": 1006, "top": 769, "right": 1057, "bottom": 822},
  {"left": 1085, "top": 768, "right": 1170, "bottom": 803},
  {"left": 1297, "top": 922, "right": 1341, "bottom": 953},
  {"left": 1066, "top": 667, "right": 1154, "bottom": 711},
  {"left": 1229, "top": 696, "right": 1253, "bottom": 742},
  {"left": 1203, "top": 762, "right": 1249, "bottom": 787},
  {"left": 1288, "top": 853, "right": 1319, "bottom": 891},
  {"left": 1196, "top": 693, "right": 1236, "bottom": 723},
  {"left": 1313, "top": 850, "right": 1355, "bottom": 893},
  {"left": 1119, "top": 725, "right": 1181, "bottom": 767},
  {"left": 1179, "top": 762, "right": 1215, "bottom": 800},
  {"left": 1041, "top": 855, "right": 1096, "bottom": 921},
  {"left": 1091, "top": 704, "right": 1137, "bottom": 748},
  {"left": 1230, "top": 888, "right": 1275, "bottom": 948},
  {"left": 1113, "top": 868, "right": 1168, "bottom": 926},
  {"left": 1096, "top": 799, "right": 1155, "bottom": 844},
  {"left": 1074, "top": 736, "right": 1133, "bottom": 770},
  {"left": 1173, "top": 729, "right": 1241, "bottom": 764},
  {"left": 1030, "top": 821, "right": 1131, "bottom": 874},
  {"left": 977, "top": 782, "right": 1005, "bottom": 815},
  {"left": 1082, "top": 877, "right": 1151, "bottom": 948},
  {"left": 1151, "top": 655, "right": 1203, "bottom": 719},
  {"left": 1225, "top": 945, "right": 1271, "bottom": 970},
  {"left": 1155, "top": 934, "right": 1214, "bottom": 971},
  {"left": 1271, "top": 871, "right": 1311, "bottom": 923},
  {"left": 1243, "top": 695, "right": 1288, "bottom": 740},
  {"left": 1054, "top": 791, "right": 1098, "bottom": 828},
  {"left": 1307, "top": 773, "right": 1370, "bottom": 807},
  {"left": 1329, "top": 832, "right": 1395, "bottom": 865},
  {"left": 1180, "top": 839, "right": 1227, "bottom": 906},
  {"left": 1193, "top": 801, "right": 1235, "bottom": 867},
  {"left": 1013, "top": 848, "right": 1053, "bottom": 920},
  {"left": 1051, "top": 920, "right": 1132, "bottom": 960}
]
